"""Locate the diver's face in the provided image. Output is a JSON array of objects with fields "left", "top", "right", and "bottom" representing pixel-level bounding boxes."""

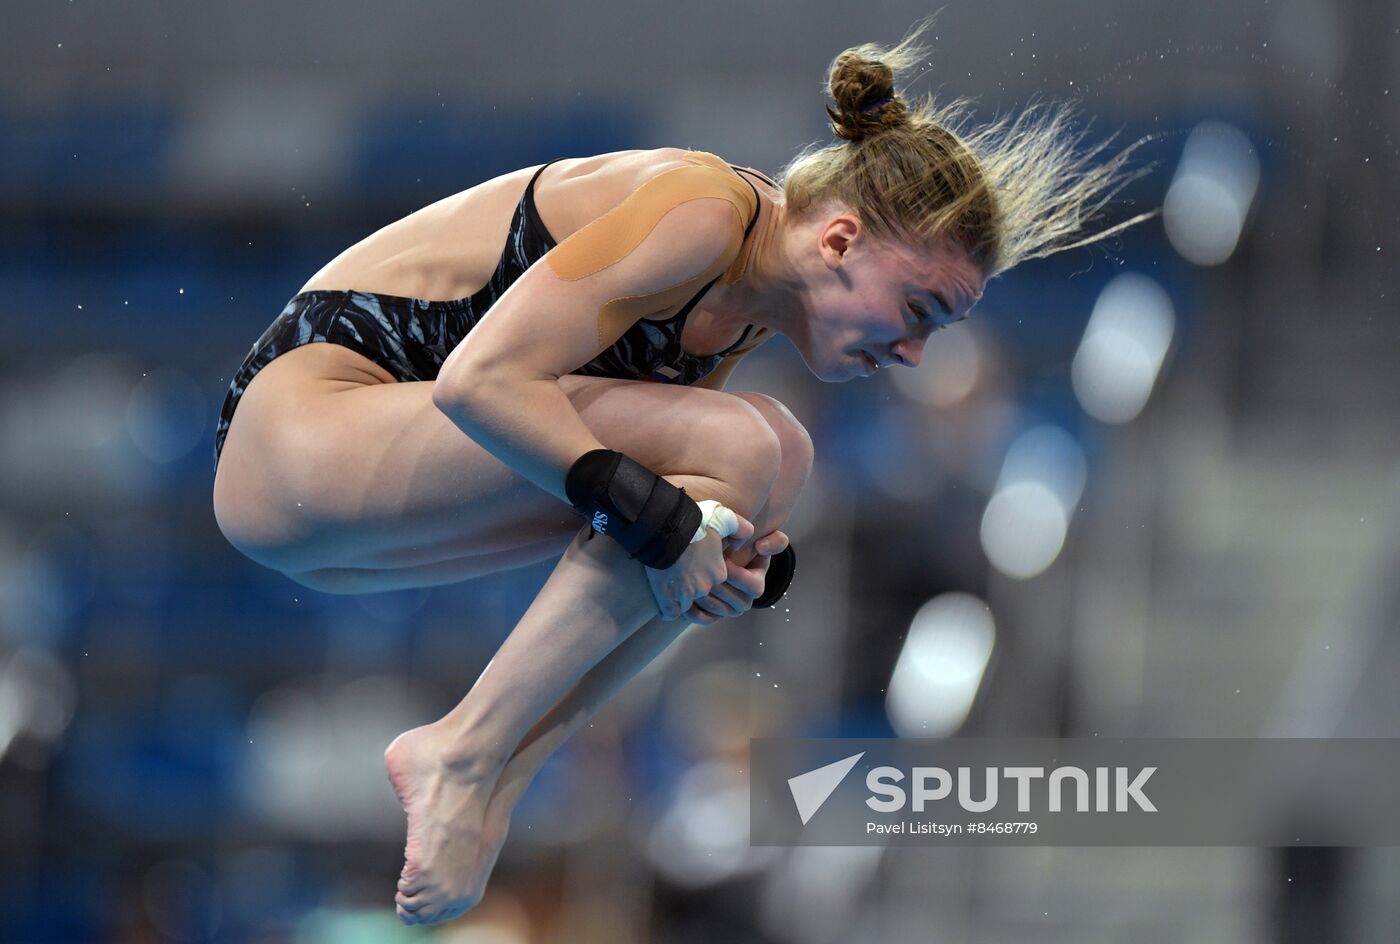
[{"left": 798, "top": 214, "right": 984, "bottom": 382}]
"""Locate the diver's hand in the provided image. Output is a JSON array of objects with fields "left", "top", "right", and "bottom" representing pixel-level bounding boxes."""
[
  {"left": 686, "top": 528, "right": 789, "bottom": 625},
  {"left": 644, "top": 513, "right": 756, "bottom": 621}
]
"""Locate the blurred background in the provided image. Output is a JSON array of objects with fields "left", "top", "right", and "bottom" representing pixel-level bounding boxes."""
[{"left": 2, "top": 0, "right": 1398, "bottom": 941}]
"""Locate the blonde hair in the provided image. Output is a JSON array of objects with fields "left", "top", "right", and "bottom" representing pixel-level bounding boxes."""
[{"left": 780, "top": 17, "right": 1155, "bottom": 277}]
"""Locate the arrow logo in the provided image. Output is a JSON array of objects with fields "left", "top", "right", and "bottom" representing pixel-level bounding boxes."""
[{"left": 787, "top": 752, "right": 864, "bottom": 825}]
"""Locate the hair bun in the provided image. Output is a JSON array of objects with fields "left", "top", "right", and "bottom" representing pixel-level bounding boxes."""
[{"left": 826, "top": 50, "right": 907, "bottom": 142}]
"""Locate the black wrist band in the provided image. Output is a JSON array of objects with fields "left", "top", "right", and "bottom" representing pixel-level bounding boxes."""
[
  {"left": 754, "top": 544, "right": 796, "bottom": 608},
  {"left": 564, "top": 449, "right": 702, "bottom": 569}
]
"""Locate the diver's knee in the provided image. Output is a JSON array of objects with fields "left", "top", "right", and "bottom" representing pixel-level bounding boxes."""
[
  {"left": 671, "top": 394, "right": 782, "bottom": 511},
  {"left": 715, "top": 397, "right": 785, "bottom": 509},
  {"left": 732, "top": 392, "right": 814, "bottom": 487}
]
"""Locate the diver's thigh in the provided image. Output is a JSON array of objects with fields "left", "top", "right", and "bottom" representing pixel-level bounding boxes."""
[
  {"left": 216, "top": 353, "right": 775, "bottom": 574},
  {"left": 215, "top": 343, "right": 559, "bottom": 572}
]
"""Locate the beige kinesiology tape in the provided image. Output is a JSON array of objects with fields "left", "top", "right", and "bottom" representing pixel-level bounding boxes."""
[{"left": 546, "top": 153, "right": 757, "bottom": 347}]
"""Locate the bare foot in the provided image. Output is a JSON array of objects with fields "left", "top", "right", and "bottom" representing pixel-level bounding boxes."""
[
  {"left": 468, "top": 763, "right": 536, "bottom": 899},
  {"left": 385, "top": 724, "right": 504, "bottom": 926}
]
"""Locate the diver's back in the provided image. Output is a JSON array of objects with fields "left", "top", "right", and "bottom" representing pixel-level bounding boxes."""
[{"left": 298, "top": 147, "right": 696, "bottom": 302}]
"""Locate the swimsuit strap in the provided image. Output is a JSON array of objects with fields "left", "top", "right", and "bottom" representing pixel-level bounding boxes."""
[
  {"left": 523, "top": 159, "right": 561, "bottom": 246},
  {"left": 734, "top": 164, "right": 779, "bottom": 189},
  {"left": 526, "top": 157, "right": 762, "bottom": 363},
  {"left": 668, "top": 169, "right": 764, "bottom": 329},
  {"left": 713, "top": 322, "right": 756, "bottom": 357}
]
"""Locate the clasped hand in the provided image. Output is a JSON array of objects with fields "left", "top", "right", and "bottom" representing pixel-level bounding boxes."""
[{"left": 644, "top": 513, "right": 789, "bottom": 624}]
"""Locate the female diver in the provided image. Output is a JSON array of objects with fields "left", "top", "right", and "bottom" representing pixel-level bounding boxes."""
[{"left": 211, "top": 22, "right": 1148, "bottom": 927}]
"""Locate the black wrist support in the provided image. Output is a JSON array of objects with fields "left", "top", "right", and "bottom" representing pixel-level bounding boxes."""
[
  {"left": 754, "top": 544, "right": 796, "bottom": 608},
  {"left": 564, "top": 449, "right": 702, "bottom": 569}
]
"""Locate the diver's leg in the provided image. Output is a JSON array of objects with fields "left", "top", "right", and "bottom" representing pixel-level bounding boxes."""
[
  {"left": 214, "top": 343, "right": 776, "bottom": 582},
  {"left": 397, "top": 395, "right": 812, "bottom": 923}
]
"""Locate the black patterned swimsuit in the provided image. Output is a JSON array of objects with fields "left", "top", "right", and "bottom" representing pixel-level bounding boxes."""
[{"left": 213, "top": 158, "right": 769, "bottom": 467}]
